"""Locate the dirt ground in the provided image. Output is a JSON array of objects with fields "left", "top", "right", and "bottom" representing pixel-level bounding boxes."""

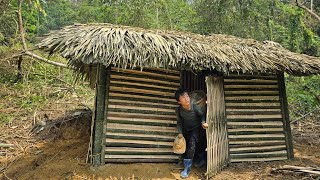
[{"left": 1, "top": 111, "right": 320, "bottom": 180}]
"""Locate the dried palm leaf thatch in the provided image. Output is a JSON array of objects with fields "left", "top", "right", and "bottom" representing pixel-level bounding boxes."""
[{"left": 37, "top": 23, "right": 320, "bottom": 78}]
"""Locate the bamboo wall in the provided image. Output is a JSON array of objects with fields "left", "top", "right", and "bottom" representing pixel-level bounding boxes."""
[
  {"left": 102, "top": 69, "right": 292, "bottom": 164},
  {"left": 104, "top": 67, "right": 180, "bottom": 163},
  {"left": 224, "top": 74, "right": 289, "bottom": 162}
]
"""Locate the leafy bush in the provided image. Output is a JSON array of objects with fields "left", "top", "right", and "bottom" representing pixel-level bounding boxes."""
[{"left": 286, "top": 74, "right": 320, "bottom": 120}]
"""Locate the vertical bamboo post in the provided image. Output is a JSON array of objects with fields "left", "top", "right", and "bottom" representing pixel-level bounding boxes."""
[
  {"left": 92, "top": 64, "right": 108, "bottom": 166},
  {"left": 277, "top": 72, "right": 294, "bottom": 160},
  {"left": 101, "top": 66, "right": 111, "bottom": 164},
  {"left": 205, "top": 76, "right": 229, "bottom": 179}
]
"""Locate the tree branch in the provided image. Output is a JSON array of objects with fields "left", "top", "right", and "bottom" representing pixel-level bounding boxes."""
[
  {"left": 296, "top": 0, "right": 320, "bottom": 22},
  {"left": 2, "top": 51, "right": 69, "bottom": 69},
  {"left": 24, "top": 51, "right": 69, "bottom": 68},
  {"left": 12, "top": 0, "right": 69, "bottom": 69},
  {"left": 291, "top": 105, "right": 320, "bottom": 123}
]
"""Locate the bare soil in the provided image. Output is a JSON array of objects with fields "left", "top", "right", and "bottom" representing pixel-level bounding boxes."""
[{"left": 1, "top": 112, "right": 320, "bottom": 180}]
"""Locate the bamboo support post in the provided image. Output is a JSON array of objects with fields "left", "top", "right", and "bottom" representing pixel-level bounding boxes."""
[
  {"left": 277, "top": 72, "right": 294, "bottom": 160},
  {"left": 92, "top": 64, "right": 108, "bottom": 166}
]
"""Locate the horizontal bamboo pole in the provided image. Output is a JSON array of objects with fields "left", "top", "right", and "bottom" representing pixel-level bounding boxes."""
[
  {"left": 226, "top": 102, "right": 281, "bottom": 107},
  {"left": 230, "top": 156, "right": 287, "bottom": 162},
  {"left": 229, "top": 145, "right": 286, "bottom": 152},
  {"left": 108, "top": 111, "right": 176, "bottom": 119},
  {"left": 227, "top": 114, "right": 282, "bottom": 119},
  {"left": 224, "top": 79, "right": 278, "bottom": 83},
  {"left": 229, "top": 140, "right": 286, "bottom": 145},
  {"left": 106, "top": 147, "right": 174, "bottom": 153},
  {"left": 224, "top": 85, "right": 278, "bottom": 89},
  {"left": 111, "top": 74, "right": 180, "bottom": 86},
  {"left": 226, "top": 108, "right": 281, "bottom": 114},
  {"left": 231, "top": 150, "right": 287, "bottom": 157},
  {"left": 228, "top": 134, "right": 285, "bottom": 139},
  {"left": 226, "top": 108, "right": 281, "bottom": 112},
  {"left": 224, "top": 74, "right": 277, "bottom": 79},
  {"left": 225, "top": 91, "right": 279, "bottom": 95},
  {"left": 105, "top": 158, "right": 177, "bottom": 163},
  {"left": 106, "top": 123, "right": 177, "bottom": 133},
  {"left": 228, "top": 128, "right": 284, "bottom": 132},
  {"left": 108, "top": 104, "right": 175, "bottom": 113},
  {"left": 105, "top": 154, "right": 179, "bottom": 159},
  {"left": 106, "top": 138, "right": 174, "bottom": 146},
  {"left": 225, "top": 96, "right": 279, "bottom": 100},
  {"left": 111, "top": 68, "right": 180, "bottom": 81},
  {"left": 108, "top": 110, "right": 174, "bottom": 117},
  {"left": 110, "top": 80, "right": 177, "bottom": 91},
  {"left": 227, "top": 122, "right": 283, "bottom": 126},
  {"left": 226, "top": 112, "right": 282, "bottom": 116},
  {"left": 109, "top": 92, "right": 176, "bottom": 103},
  {"left": 110, "top": 86, "right": 174, "bottom": 97},
  {"left": 109, "top": 99, "right": 177, "bottom": 108},
  {"left": 107, "top": 116, "right": 177, "bottom": 125},
  {"left": 106, "top": 132, "right": 175, "bottom": 140}
]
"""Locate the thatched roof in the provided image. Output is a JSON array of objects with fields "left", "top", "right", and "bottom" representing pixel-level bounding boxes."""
[{"left": 38, "top": 23, "right": 320, "bottom": 75}]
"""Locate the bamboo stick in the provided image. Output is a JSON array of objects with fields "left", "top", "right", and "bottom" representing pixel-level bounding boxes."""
[
  {"left": 111, "top": 68, "right": 180, "bottom": 81},
  {"left": 110, "top": 74, "right": 180, "bottom": 86}
]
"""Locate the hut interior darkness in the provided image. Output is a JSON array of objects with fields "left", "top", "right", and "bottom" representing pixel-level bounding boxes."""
[{"left": 37, "top": 23, "right": 320, "bottom": 178}]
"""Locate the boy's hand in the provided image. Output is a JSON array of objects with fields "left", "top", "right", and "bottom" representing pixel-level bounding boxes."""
[{"left": 202, "top": 122, "right": 208, "bottom": 129}]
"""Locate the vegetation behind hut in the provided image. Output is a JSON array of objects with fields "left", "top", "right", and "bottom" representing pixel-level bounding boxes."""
[{"left": 0, "top": 0, "right": 319, "bottom": 120}]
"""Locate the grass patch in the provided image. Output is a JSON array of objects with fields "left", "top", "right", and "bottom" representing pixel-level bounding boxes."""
[
  {"left": 0, "top": 112, "right": 13, "bottom": 124},
  {"left": 0, "top": 51, "right": 94, "bottom": 126}
]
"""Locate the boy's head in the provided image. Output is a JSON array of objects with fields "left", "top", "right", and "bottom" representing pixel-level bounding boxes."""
[{"left": 175, "top": 88, "right": 190, "bottom": 106}]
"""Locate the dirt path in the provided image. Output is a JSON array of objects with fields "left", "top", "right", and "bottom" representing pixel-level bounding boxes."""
[{"left": 1, "top": 114, "right": 320, "bottom": 180}]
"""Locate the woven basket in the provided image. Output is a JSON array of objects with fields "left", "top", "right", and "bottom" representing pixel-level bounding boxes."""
[{"left": 190, "top": 90, "right": 207, "bottom": 113}]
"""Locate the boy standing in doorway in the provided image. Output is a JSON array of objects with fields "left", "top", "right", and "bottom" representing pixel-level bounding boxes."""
[{"left": 175, "top": 88, "right": 208, "bottom": 178}]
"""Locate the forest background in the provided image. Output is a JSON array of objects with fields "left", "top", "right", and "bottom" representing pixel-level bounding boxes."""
[{"left": 0, "top": 0, "right": 320, "bottom": 125}]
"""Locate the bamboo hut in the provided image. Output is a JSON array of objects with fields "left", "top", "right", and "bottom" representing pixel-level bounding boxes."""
[{"left": 38, "top": 23, "right": 320, "bottom": 177}]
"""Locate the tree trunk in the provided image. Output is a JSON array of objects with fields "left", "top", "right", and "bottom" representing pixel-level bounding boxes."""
[
  {"left": 16, "top": 56, "right": 23, "bottom": 81},
  {"left": 17, "top": 0, "right": 27, "bottom": 50}
]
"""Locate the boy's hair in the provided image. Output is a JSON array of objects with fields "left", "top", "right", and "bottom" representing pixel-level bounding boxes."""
[{"left": 175, "top": 88, "right": 188, "bottom": 101}]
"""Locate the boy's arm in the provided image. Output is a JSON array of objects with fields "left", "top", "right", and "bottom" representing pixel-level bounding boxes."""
[
  {"left": 176, "top": 107, "right": 183, "bottom": 134},
  {"left": 195, "top": 104, "right": 208, "bottom": 129}
]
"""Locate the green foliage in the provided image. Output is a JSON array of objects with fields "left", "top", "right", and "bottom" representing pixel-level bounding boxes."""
[
  {"left": 96, "top": 0, "right": 198, "bottom": 31},
  {"left": 0, "top": 54, "right": 94, "bottom": 126},
  {"left": 0, "top": 32, "right": 5, "bottom": 43},
  {"left": 22, "top": 0, "right": 48, "bottom": 38},
  {"left": 286, "top": 74, "right": 320, "bottom": 119},
  {"left": 36, "top": 0, "right": 77, "bottom": 35},
  {"left": 0, "top": 0, "right": 319, "bottom": 122},
  {"left": 0, "top": 1, "right": 18, "bottom": 45},
  {"left": 194, "top": 0, "right": 320, "bottom": 56}
]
